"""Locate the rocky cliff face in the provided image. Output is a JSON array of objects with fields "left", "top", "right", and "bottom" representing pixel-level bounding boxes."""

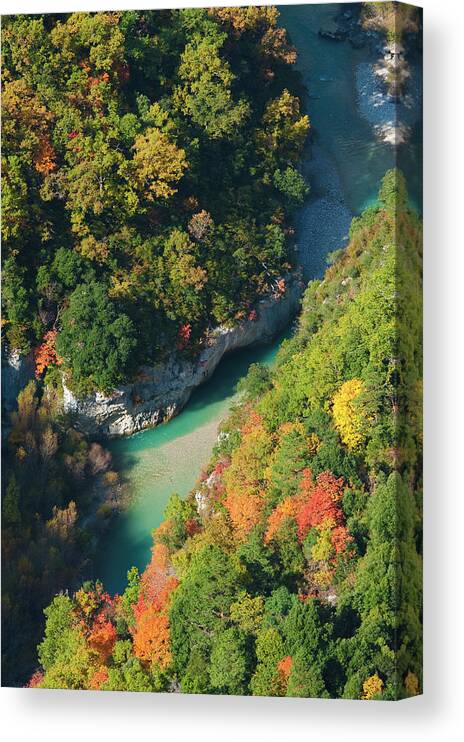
[
  {"left": 62, "top": 275, "right": 303, "bottom": 437},
  {"left": 1, "top": 349, "right": 35, "bottom": 414}
]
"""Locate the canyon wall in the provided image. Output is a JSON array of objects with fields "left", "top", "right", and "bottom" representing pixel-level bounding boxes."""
[{"left": 62, "top": 275, "right": 303, "bottom": 437}]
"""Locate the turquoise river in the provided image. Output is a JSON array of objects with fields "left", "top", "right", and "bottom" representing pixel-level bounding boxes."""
[{"left": 95, "top": 3, "right": 422, "bottom": 594}]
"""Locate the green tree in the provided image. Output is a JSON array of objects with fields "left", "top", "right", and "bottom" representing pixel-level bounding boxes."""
[
  {"left": 2, "top": 474, "right": 22, "bottom": 526},
  {"left": 273, "top": 166, "right": 309, "bottom": 205},
  {"left": 38, "top": 595, "right": 94, "bottom": 689},
  {"left": 56, "top": 282, "right": 137, "bottom": 394},
  {"left": 237, "top": 363, "right": 272, "bottom": 402},
  {"left": 210, "top": 628, "right": 248, "bottom": 694},
  {"left": 169, "top": 545, "right": 242, "bottom": 688},
  {"left": 250, "top": 627, "right": 285, "bottom": 696},
  {"left": 175, "top": 30, "right": 250, "bottom": 138}
]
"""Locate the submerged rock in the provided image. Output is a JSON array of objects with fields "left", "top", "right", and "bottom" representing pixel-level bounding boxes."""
[
  {"left": 318, "top": 27, "right": 347, "bottom": 42},
  {"left": 348, "top": 33, "right": 366, "bottom": 50},
  {"left": 62, "top": 274, "right": 303, "bottom": 438}
]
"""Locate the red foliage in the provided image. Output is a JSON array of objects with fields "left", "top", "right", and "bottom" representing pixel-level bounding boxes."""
[
  {"left": 296, "top": 469, "right": 345, "bottom": 542},
  {"left": 248, "top": 309, "right": 258, "bottom": 321},
  {"left": 177, "top": 323, "right": 192, "bottom": 350},
  {"left": 185, "top": 518, "right": 201, "bottom": 536},
  {"left": 213, "top": 459, "right": 229, "bottom": 477},
  {"left": 298, "top": 592, "right": 317, "bottom": 602},
  {"left": 265, "top": 468, "right": 351, "bottom": 561},
  {"left": 67, "top": 130, "right": 79, "bottom": 139},
  {"left": 25, "top": 670, "right": 44, "bottom": 688},
  {"left": 115, "top": 62, "right": 130, "bottom": 83},
  {"left": 34, "top": 330, "right": 63, "bottom": 378}
]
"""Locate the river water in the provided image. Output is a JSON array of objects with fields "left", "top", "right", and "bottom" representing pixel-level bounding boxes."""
[{"left": 95, "top": 3, "right": 422, "bottom": 594}]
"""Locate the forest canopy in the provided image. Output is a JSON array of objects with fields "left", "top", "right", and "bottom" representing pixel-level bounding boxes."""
[
  {"left": 32, "top": 172, "right": 423, "bottom": 699},
  {"left": 1, "top": 8, "right": 308, "bottom": 394}
]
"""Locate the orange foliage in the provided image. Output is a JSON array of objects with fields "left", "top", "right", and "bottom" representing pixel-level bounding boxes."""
[
  {"left": 135, "top": 543, "right": 178, "bottom": 616},
  {"left": 275, "top": 277, "right": 287, "bottom": 297},
  {"left": 34, "top": 137, "right": 57, "bottom": 174},
  {"left": 89, "top": 667, "right": 109, "bottom": 690},
  {"left": 132, "top": 608, "right": 171, "bottom": 670},
  {"left": 277, "top": 655, "right": 293, "bottom": 685},
  {"left": 240, "top": 410, "right": 265, "bottom": 436},
  {"left": 264, "top": 495, "right": 297, "bottom": 544},
  {"left": 130, "top": 542, "right": 177, "bottom": 670},
  {"left": 224, "top": 490, "right": 265, "bottom": 541},
  {"left": 87, "top": 615, "right": 117, "bottom": 662},
  {"left": 34, "top": 330, "right": 63, "bottom": 378},
  {"left": 331, "top": 525, "right": 352, "bottom": 554}
]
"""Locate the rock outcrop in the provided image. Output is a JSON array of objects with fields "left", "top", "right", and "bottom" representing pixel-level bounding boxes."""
[
  {"left": 62, "top": 274, "right": 303, "bottom": 437},
  {"left": 1, "top": 349, "right": 35, "bottom": 414}
]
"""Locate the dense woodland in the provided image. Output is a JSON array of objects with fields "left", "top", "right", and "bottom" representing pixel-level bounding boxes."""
[
  {"left": 31, "top": 172, "right": 423, "bottom": 699},
  {"left": 2, "top": 7, "right": 308, "bottom": 395},
  {"left": 1, "top": 381, "right": 125, "bottom": 686},
  {"left": 1, "top": 4, "right": 311, "bottom": 691}
]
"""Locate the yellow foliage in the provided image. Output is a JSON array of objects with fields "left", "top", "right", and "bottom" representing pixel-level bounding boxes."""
[
  {"left": 132, "top": 127, "right": 188, "bottom": 199},
  {"left": 78, "top": 235, "right": 109, "bottom": 263},
  {"left": 313, "top": 569, "right": 332, "bottom": 588},
  {"left": 230, "top": 593, "right": 264, "bottom": 634},
  {"left": 361, "top": 2, "right": 420, "bottom": 39},
  {"left": 362, "top": 673, "right": 384, "bottom": 700},
  {"left": 332, "top": 379, "right": 365, "bottom": 450},
  {"left": 404, "top": 671, "right": 420, "bottom": 696},
  {"left": 311, "top": 522, "right": 334, "bottom": 563},
  {"left": 75, "top": 588, "right": 99, "bottom": 617},
  {"left": 307, "top": 432, "right": 321, "bottom": 456},
  {"left": 208, "top": 6, "right": 279, "bottom": 34},
  {"left": 257, "top": 89, "right": 309, "bottom": 161},
  {"left": 223, "top": 424, "right": 274, "bottom": 499},
  {"left": 202, "top": 511, "right": 236, "bottom": 553},
  {"left": 278, "top": 421, "right": 306, "bottom": 437}
]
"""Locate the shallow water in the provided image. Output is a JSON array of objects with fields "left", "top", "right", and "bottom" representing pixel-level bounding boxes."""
[
  {"left": 95, "top": 338, "right": 285, "bottom": 592},
  {"left": 96, "top": 3, "right": 422, "bottom": 594}
]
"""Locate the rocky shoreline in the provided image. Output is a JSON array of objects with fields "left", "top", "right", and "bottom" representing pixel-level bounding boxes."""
[
  {"left": 61, "top": 274, "right": 303, "bottom": 438},
  {"left": 318, "top": 4, "right": 421, "bottom": 146}
]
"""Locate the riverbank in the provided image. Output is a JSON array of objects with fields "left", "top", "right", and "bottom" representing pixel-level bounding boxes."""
[
  {"left": 96, "top": 2, "right": 409, "bottom": 592},
  {"left": 62, "top": 272, "right": 303, "bottom": 438},
  {"left": 96, "top": 335, "right": 286, "bottom": 592}
]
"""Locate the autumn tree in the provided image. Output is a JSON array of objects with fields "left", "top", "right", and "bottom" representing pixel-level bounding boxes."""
[
  {"left": 131, "top": 127, "right": 188, "bottom": 200},
  {"left": 332, "top": 379, "right": 366, "bottom": 450}
]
